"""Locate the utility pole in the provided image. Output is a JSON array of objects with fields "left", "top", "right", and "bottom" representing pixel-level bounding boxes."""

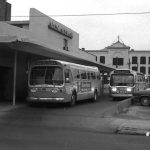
[
  {"left": 117, "top": 35, "right": 120, "bottom": 42},
  {"left": 128, "top": 59, "right": 131, "bottom": 69},
  {"left": 116, "top": 56, "right": 118, "bottom": 68},
  {"left": 136, "top": 62, "right": 139, "bottom": 72}
]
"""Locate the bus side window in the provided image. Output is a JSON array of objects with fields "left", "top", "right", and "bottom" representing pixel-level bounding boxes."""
[
  {"left": 87, "top": 72, "right": 90, "bottom": 79},
  {"left": 76, "top": 72, "right": 80, "bottom": 79},
  {"left": 73, "top": 69, "right": 80, "bottom": 79},
  {"left": 91, "top": 72, "right": 96, "bottom": 80},
  {"left": 65, "top": 69, "right": 72, "bottom": 83},
  {"left": 81, "top": 71, "right": 87, "bottom": 79},
  {"left": 135, "top": 76, "right": 137, "bottom": 82},
  {"left": 97, "top": 73, "right": 101, "bottom": 80}
]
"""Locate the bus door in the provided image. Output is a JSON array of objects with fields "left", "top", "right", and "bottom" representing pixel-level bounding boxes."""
[{"left": 64, "top": 69, "right": 74, "bottom": 95}]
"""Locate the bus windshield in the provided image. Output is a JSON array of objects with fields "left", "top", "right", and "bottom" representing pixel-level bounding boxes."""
[
  {"left": 29, "top": 66, "right": 63, "bottom": 86},
  {"left": 110, "top": 74, "right": 134, "bottom": 86}
]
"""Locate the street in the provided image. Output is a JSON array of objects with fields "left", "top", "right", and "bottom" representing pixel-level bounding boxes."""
[{"left": 0, "top": 96, "right": 150, "bottom": 150}]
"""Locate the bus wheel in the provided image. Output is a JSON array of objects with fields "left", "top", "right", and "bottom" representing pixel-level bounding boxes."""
[
  {"left": 92, "top": 91, "right": 98, "bottom": 102},
  {"left": 140, "top": 97, "right": 150, "bottom": 107},
  {"left": 112, "top": 97, "right": 117, "bottom": 101},
  {"left": 28, "top": 102, "right": 37, "bottom": 107},
  {"left": 69, "top": 93, "right": 76, "bottom": 107}
]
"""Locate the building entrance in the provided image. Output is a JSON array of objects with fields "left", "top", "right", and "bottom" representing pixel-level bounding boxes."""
[{"left": 0, "top": 66, "right": 13, "bottom": 102}]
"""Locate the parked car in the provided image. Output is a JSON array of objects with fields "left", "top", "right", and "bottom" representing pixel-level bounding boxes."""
[{"left": 133, "top": 89, "right": 150, "bottom": 106}]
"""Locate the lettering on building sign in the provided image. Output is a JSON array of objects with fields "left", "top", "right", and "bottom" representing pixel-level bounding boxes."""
[{"left": 48, "top": 22, "right": 73, "bottom": 39}]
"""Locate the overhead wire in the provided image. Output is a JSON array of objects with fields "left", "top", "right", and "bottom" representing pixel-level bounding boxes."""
[{"left": 10, "top": 11, "right": 150, "bottom": 17}]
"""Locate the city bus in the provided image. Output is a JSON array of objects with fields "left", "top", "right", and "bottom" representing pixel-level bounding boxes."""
[
  {"left": 27, "top": 59, "right": 101, "bottom": 106},
  {"left": 109, "top": 69, "right": 146, "bottom": 100}
]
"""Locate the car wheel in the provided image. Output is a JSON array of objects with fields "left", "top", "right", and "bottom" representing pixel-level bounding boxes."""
[{"left": 140, "top": 96, "right": 150, "bottom": 107}]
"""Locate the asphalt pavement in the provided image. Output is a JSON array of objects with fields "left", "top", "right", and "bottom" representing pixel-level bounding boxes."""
[
  {"left": 0, "top": 97, "right": 150, "bottom": 136},
  {"left": 112, "top": 105, "right": 150, "bottom": 136}
]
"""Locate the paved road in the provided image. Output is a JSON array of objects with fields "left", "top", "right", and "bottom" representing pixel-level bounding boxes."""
[
  {"left": 0, "top": 96, "right": 150, "bottom": 150},
  {"left": 0, "top": 96, "right": 117, "bottom": 133}
]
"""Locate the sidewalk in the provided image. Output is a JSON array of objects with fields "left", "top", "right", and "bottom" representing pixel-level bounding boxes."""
[
  {"left": 0, "top": 102, "right": 25, "bottom": 112},
  {"left": 112, "top": 106, "right": 150, "bottom": 136}
]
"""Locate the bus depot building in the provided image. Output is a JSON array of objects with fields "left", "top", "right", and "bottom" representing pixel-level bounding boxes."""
[{"left": 0, "top": 8, "right": 113, "bottom": 105}]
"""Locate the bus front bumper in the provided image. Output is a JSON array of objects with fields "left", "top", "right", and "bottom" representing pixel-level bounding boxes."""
[
  {"left": 27, "top": 97, "right": 65, "bottom": 103},
  {"left": 110, "top": 94, "right": 133, "bottom": 97}
]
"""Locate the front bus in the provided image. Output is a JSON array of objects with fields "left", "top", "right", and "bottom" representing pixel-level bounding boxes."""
[
  {"left": 27, "top": 60, "right": 68, "bottom": 104},
  {"left": 27, "top": 59, "right": 101, "bottom": 106},
  {"left": 109, "top": 69, "right": 135, "bottom": 100}
]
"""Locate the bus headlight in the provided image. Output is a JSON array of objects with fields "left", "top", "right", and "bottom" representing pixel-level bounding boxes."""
[
  {"left": 111, "top": 87, "right": 117, "bottom": 92},
  {"left": 127, "top": 88, "right": 132, "bottom": 92},
  {"left": 30, "top": 88, "right": 37, "bottom": 92}
]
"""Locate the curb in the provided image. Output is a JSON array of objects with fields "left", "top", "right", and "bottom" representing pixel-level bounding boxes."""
[
  {"left": 111, "top": 98, "right": 150, "bottom": 136},
  {"left": 0, "top": 104, "right": 25, "bottom": 112},
  {"left": 102, "top": 97, "right": 133, "bottom": 118},
  {"left": 115, "top": 119, "right": 150, "bottom": 136},
  {"left": 116, "top": 97, "right": 133, "bottom": 114},
  {"left": 117, "top": 127, "right": 150, "bottom": 136}
]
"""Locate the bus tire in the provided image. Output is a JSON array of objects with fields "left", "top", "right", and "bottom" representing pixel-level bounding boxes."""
[
  {"left": 140, "top": 96, "right": 150, "bottom": 107},
  {"left": 28, "top": 102, "right": 37, "bottom": 107},
  {"left": 69, "top": 93, "right": 76, "bottom": 107},
  {"left": 112, "top": 97, "right": 117, "bottom": 101},
  {"left": 92, "top": 90, "right": 98, "bottom": 102}
]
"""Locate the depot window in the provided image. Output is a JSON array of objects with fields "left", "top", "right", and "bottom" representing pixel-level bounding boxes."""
[
  {"left": 113, "top": 58, "right": 123, "bottom": 66},
  {"left": 149, "top": 67, "right": 150, "bottom": 75},
  {"left": 140, "top": 66, "right": 146, "bottom": 74},
  {"left": 100, "top": 56, "right": 105, "bottom": 64},
  {"left": 132, "top": 66, "right": 137, "bottom": 71},
  {"left": 132, "top": 56, "right": 138, "bottom": 64},
  {"left": 140, "top": 56, "right": 146, "bottom": 64}
]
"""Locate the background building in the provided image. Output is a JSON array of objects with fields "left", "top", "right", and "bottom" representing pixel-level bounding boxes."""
[
  {"left": 86, "top": 37, "right": 150, "bottom": 78},
  {"left": 0, "top": 0, "right": 11, "bottom": 21}
]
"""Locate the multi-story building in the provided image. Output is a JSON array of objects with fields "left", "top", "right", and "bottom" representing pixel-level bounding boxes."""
[
  {"left": 86, "top": 37, "right": 150, "bottom": 77},
  {"left": 0, "top": 0, "right": 11, "bottom": 21}
]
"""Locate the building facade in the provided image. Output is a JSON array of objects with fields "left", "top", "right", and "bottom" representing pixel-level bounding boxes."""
[
  {"left": 0, "top": 0, "right": 11, "bottom": 21},
  {"left": 86, "top": 38, "right": 150, "bottom": 77}
]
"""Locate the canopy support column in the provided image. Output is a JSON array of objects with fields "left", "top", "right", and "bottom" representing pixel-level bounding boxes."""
[{"left": 13, "top": 50, "right": 17, "bottom": 106}]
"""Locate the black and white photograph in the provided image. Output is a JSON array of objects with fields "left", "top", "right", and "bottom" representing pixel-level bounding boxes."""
[{"left": 0, "top": 0, "right": 150, "bottom": 149}]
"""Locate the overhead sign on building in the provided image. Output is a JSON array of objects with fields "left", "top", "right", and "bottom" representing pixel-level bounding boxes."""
[{"left": 48, "top": 22, "right": 73, "bottom": 39}]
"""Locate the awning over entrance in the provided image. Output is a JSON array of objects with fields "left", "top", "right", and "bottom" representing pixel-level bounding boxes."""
[{"left": 0, "top": 35, "right": 115, "bottom": 72}]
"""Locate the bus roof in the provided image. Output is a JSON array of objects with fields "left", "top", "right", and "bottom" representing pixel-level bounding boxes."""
[
  {"left": 110, "top": 69, "right": 145, "bottom": 76},
  {"left": 31, "top": 59, "right": 99, "bottom": 72}
]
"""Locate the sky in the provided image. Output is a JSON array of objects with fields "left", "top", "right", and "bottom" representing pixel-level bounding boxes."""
[{"left": 8, "top": 0, "right": 150, "bottom": 50}]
